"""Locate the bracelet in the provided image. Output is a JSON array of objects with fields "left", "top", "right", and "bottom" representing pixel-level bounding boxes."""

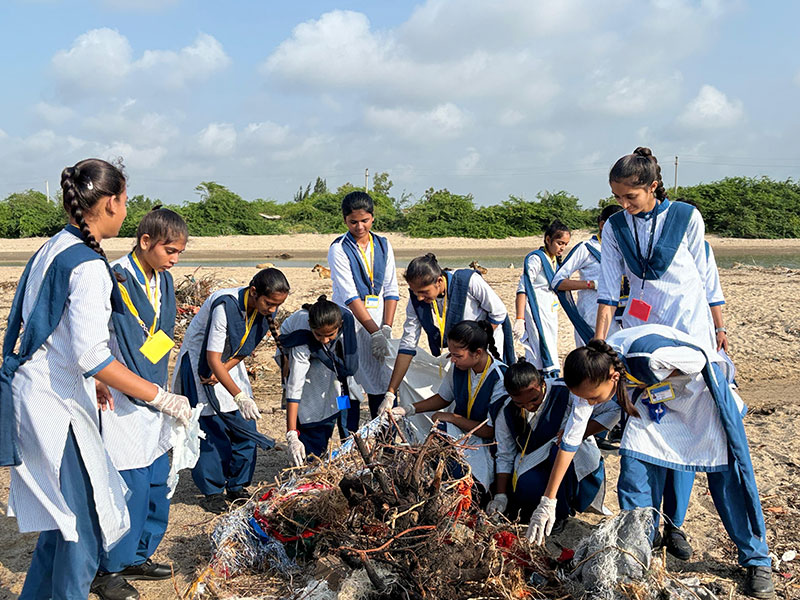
[
  {"left": 587, "top": 280, "right": 592, "bottom": 289},
  {"left": 715, "top": 327, "right": 727, "bottom": 334}
]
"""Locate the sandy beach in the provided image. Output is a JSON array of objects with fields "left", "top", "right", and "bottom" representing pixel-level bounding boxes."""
[{"left": 0, "top": 234, "right": 798, "bottom": 599}]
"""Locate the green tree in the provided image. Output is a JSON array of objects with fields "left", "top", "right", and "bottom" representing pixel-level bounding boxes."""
[
  {"left": 1, "top": 190, "right": 64, "bottom": 238},
  {"left": 118, "top": 195, "right": 162, "bottom": 237}
]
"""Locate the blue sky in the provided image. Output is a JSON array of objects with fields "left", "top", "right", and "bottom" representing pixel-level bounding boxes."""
[{"left": 1, "top": 0, "right": 799, "bottom": 208}]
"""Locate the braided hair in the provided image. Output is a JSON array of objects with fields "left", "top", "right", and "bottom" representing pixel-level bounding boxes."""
[
  {"left": 61, "top": 158, "right": 127, "bottom": 257},
  {"left": 249, "top": 268, "right": 291, "bottom": 356},
  {"left": 447, "top": 319, "right": 502, "bottom": 362},
  {"left": 563, "top": 339, "right": 638, "bottom": 417},
  {"left": 609, "top": 146, "right": 667, "bottom": 201}
]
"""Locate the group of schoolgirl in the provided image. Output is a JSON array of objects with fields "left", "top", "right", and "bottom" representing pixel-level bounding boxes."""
[
  {"left": 501, "top": 148, "right": 772, "bottom": 599},
  {"left": 0, "top": 158, "right": 293, "bottom": 600}
]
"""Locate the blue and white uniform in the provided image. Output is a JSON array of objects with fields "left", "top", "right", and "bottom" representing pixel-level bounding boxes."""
[
  {"left": 495, "top": 379, "right": 613, "bottom": 521},
  {"left": 279, "top": 308, "right": 363, "bottom": 456},
  {"left": 598, "top": 200, "right": 714, "bottom": 348},
  {"left": 704, "top": 241, "right": 725, "bottom": 309},
  {"left": 551, "top": 236, "right": 621, "bottom": 347},
  {"left": 607, "top": 324, "right": 769, "bottom": 567},
  {"left": 399, "top": 269, "right": 512, "bottom": 364},
  {"left": 328, "top": 233, "right": 399, "bottom": 416},
  {"left": 517, "top": 250, "right": 560, "bottom": 375},
  {"left": 172, "top": 287, "right": 274, "bottom": 496},
  {"left": 99, "top": 253, "right": 176, "bottom": 574},
  {"left": 432, "top": 357, "right": 507, "bottom": 489},
  {"left": 2, "top": 226, "right": 130, "bottom": 598}
]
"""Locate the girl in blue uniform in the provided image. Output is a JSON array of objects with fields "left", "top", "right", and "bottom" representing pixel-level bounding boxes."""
[
  {"left": 171, "top": 268, "right": 290, "bottom": 514},
  {"left": 328, "top": 191, "right": 399, "bottom": 426},
  {"left": 392, "top": 320, "right": 507, "bottom": 492},
  {"left": 528, "top": 326, "right": 774, "bottom": 599},
  {"left": 514, "top": 221, "right": 571, "bottom": 378},
  {"left": 94, "top": 208, "right": 189, "bottom": 599},
  {"left": 2, "top": 159, "right": 191, "bottom": 599},
  {"left": 487, "top": 359, "right": 610, "bottom": 528},
  {"left": 279, "top": 296, "right": 361, "bottom": 466}
]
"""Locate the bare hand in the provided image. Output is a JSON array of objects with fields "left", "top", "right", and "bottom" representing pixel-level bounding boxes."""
[
  {"left": 716, "top": 331, "right": 729, "bottom": 352},
  {"left": 96, "top": 381, "right": 114, "bottom": 411},
  {"left": 200, "top": 374, "right": 219, "bottom": 385},
  {"left": 432, "top": 411, "right": 453, "bottom": 424}
]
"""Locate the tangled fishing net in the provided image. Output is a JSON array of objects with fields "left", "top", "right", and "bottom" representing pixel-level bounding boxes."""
[{"left": 184, "top": 416, "right": 564, "bottom": 600}]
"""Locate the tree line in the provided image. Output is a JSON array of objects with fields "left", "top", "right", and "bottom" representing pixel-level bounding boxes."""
[{"left": 2, "top": 172, "right": 799, "bottom": 239}]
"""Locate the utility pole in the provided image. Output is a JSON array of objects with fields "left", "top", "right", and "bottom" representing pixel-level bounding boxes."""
[
  {"left": 364, "top": 168, "right": 369, "bottom": 191},
  {"left": 46, "top": 180, "right": 50, "bottom": 203},
  {"left": 673, "top": 156, "right": 678, "bottom": 196}
]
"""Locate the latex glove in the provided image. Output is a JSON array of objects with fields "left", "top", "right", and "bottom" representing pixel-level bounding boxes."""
[
  {"left": 370, "top": 329, "right": 389, "bottom": 361},
  {"left": 151, "top": 386, "right": 192, "bottom": 427},
  {"left": 513, "top": 318, "right": 526, "bottom": 341},
  {"left": 526, "top": 496, "right": 558, "bottom": 545},
  {"left": 381, "top": 324, "right": 393, "bottom": 340},
  {"left": 286, "top": 430, "right": 306, "bottom": 467},
  {"left": 391, "top": 402, "right": 416, "bottom": 419},
  {"left": 486, "top": 493, "right": 509, "bottom": 516},
  {"left": 377, "top": 391, "right": 396, "bottom": 415},
  {"left": 234, "top": 391, "right": 261, "bottom": 421}
]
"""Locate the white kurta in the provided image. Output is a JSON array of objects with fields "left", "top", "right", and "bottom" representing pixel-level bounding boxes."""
[
  {"left": 516, "top": 252, "right": 559, "bottom": 372},
  {"left": 607, "top": 324, "right": 743, "bottom": 470},
  {"left": 598, "top": 204, "right": 715, "bottom": 348},
  {"left": 328, "top": 235, "right": 399, "bottom": 395},
  {"left": 705, "top": 243, "right": 725, "bottom": 306},
  {"left": 102, "top": 254, "right": 174, "bottom": 471},
  {"left": 9, "top": 230, "right": 130, "bottom": 549},
  {"left": 280, "top": 309, "right": 363, "bottom": 426},
  {"left": 399, "top": 272, "right": 508, "bottom": 358},
  {"left": 171, "top": 287, "right": 253, "bottom": 416}
]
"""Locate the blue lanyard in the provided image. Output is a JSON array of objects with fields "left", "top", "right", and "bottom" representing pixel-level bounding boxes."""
[{"left": 632, "top": 202, "right": 660, "bottom": 290}]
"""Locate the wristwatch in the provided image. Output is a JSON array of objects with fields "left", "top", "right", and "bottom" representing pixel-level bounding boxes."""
[{"left": 715, "top": 327, "right": 727, "bottom": 334}]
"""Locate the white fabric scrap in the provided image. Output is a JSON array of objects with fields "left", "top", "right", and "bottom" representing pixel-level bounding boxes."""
[{"left": 166, "top": 406, "right": 206, "bottom": 498}]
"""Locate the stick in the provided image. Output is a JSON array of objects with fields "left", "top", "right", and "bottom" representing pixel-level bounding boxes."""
[
  {"left": 337, "top": 525, "right": 436, "bottom": 554},
  {"left": 387, "top": 409, "right": 410, "bottom": 445},
  {"left": 353, "top": 434, "right": 393, "bottom": 496}
]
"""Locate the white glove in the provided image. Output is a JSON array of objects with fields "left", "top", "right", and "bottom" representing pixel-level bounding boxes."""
[
  {"left": 151, "top": 386, "right": 192, "bottom": 427},
  {"left": 377, "top": 391, "right": 396, "bottom": 415},
  {"left": 234, "top": 391, "right": 261, "bottom": 421},
  {"left": 370, "top": 329, "right": 389, "bottom": 361},
  {"left": 486, "top": 493, "right": 509, "bottom": 516},
  {"left": 391, "top": 402, "right": 416, "bottom": 419},
  {"left": 526, "top": 496, "right": 558, "bottom": 545},
  {"left": 286, "top": 430, "right": 306, "bottom": 467},
  {"left": 381, "top": 324, "right": 392, "bottom": 340},
  {"left": 513, "top": 318, "right": 526, "bottom": 341}
]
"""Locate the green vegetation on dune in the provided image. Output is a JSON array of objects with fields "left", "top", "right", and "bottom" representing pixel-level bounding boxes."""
[{"left": 2, "top": 173, "right": 799, "bottom": 239}]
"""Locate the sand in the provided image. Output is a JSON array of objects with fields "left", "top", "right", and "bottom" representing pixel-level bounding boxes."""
[{"left": 0, "top": 234, "right": 798, "bottom": 599}]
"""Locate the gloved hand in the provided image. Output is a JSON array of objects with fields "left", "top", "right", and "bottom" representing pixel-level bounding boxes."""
[
  {"left": 377, "top": 391, "right": 396, "bottom": 415},
  {"left": 381, "top": 324, "right": 393, "bottom": 340},
  {"left": 286, "top": 430, "right": 306, "bottom": 467},
  {"left": 150, "top": 386, "right": 192, "bottom": 427},
  {"left": 513, "top": 318, "right": 526, "bottom": 341},
  {"left": 486, "top": 493, "right": 509, "bottom": 516},
  {"left": 234, "top": 391, "right": 261, "bottom": 421},
  {"left": 526, "top": 496, "right": 558, "bottom": 545},
  {"left": 370, "top": 329, "right": 389, "bottom": 361},
  {"left": 391, "top": 402, "right": 416, "bottom": 419}
]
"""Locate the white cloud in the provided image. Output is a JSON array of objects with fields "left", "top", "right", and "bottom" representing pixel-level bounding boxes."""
[
  {"left": 364, "top": 103, "right": 468, "bottom": 140},
  {"left": 457, "top": 148, "right": 480, "bottom": 174},
  {"left": 52, "top": 28, "right": 132, "bottom": 92},
  {"left": 677, "top": 85, "right": 744, "bottom": 129},
  {"left": 82, "top": 107, "right": 180, "bottom": 147},
  {"left": 243, "top": 121, "right": 291, "bottom": 147},
  {"left": 581, "top": 71, "right": 683, "bottom": 116},
  {"left": 135, "top": 33, "right": 230, "bottom": 89},
  {"left": 0, "top": 128, "right": 7, "bottom": 139},
  {"left": 33, "top": 101, "right": 75, "bottom": 125},
  {"left": 101, "top": 142, "right": 167, "bottom": 170},
  {"left": 195, "top": 123, "right": 237, "bottom": 157}
]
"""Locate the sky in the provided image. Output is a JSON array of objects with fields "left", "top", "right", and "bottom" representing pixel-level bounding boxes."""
[{"left": 1, "top": 0, "right": 799, "bottom": 208}]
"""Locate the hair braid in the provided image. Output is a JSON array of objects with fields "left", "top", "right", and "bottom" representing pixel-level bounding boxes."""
[
  {"left": 267, "top": 313, "right": 285, "bottom": 356},
  {"left": 61, "top": 167, "right": 106, "bottom": 258},
  {"left": 632, "top": 147, "right": 667, "bottom": 201},
  {"left": 586, "top": 339, "right": 638, "bottom": 417},
  {"left": 480, "top": 320, "right": 502, "bottom": 362}
]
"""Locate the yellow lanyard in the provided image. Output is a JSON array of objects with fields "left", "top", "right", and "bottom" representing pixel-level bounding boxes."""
[
  {"left": 512, "top": 406, "right": 536, "bottom": 492},
  {"left": 117, "top": 283, "right": 158, "bottom": 337},
  {"left": 234, "top": 289, "right": 258, "bottom": 356},
  {"left": 545, "top": 251, "right": 557, "bottom": 271},
  {"left": 431, "top": 281, "right": 448, "bottom": 353},
  {"left": 131, "top": 251, "right": 159, "bottom": 313},
  {"left": 466, "top": 356, "right": 492, "bottom": 419},
  {"left": 356, "top": 234, "right": 374, "bottom": 286}
]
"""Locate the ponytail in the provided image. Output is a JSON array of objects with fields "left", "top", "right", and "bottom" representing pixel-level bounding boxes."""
[
  {"left": 563, "top": 340, "right": 638, "bottom": 417},
  {"left": 404, "top": 253, "right": 444, "bottom": 287},
  {"left": 448, "top": 320, "right": 501, "bottom": 362},
  {"left": 609, "top": 146, "right": 667, "bottom": 201}
]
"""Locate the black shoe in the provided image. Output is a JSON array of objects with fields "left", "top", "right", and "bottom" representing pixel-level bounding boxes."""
[
  {"left": 201, "top": 493, "right": 229, "bottom": 514},
  {"left": 607, "top": 423, "right": 623, "bottom": 443},
  {"left": 663, "top": 524, "right": 693, "bottom": 561},
  {"left": 652, "top": 529, "right": 663, "bottom": 549},
  {"left": 226, "top": 487, "right": 252, "bottom": 501},
  {"left": 551, "top": 516, "right": 569, "bottom": 536},
  {"left": 119, "top": 558, "right": 175, "bottom": 581},
  {"left": 744, "top": 566, "right": 775, "bottom": 599},
  {"left": 596, "top": 437, "right": 619, "bottom": 451},
  {"left": 91, "top": 573, "right": 139, "bottom": 600}
]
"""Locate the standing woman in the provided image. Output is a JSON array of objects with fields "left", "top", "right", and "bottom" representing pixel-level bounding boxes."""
[
  {"left": 1, "top": 159, "right": 190, "bottom": 599},
  {"left": 551, "top": 206, "right": 624, "bottom": 347},
  {"left": 328, "top": 191, "right": 399, "bottom": 426},
  {"left": 514, "top": 221, "right": 571, "bottom": 378},
  {"left": 93, "top": 208, "right": 188, "bottom": 598},
  {"left": 382, "top": 254, "right": 514, "bottom": 412},
  {"left": 280, "top": 296, "right": 361, "bottom": 466},
  {"left": 172, "top": 268, "right": 290, "bottom": 513}
]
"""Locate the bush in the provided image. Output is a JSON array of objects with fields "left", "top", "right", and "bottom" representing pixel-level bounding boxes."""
[{"left": 0, "top": 190, "right": 64, "bottom": 238}]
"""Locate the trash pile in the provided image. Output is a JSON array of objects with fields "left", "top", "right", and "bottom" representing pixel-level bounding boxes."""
[{"left": 184, "top": 417, "right": 565, "bottom": 600}]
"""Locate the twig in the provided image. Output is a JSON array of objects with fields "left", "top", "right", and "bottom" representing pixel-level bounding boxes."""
[
  {"left": 388, "top": 409, "right": 410, "bottom": 445},
  {"left": 337, "top": 525, "right": 437, "bottom": 554}
]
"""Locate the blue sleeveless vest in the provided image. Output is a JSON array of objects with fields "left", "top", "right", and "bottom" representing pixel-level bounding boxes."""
[
  {"left": 333, "top": 232, "right": 388, "bottom": 299},
  {"left": 553, "top": 241, "right": 596, "bottom": 345},
  {"left": 502, "top": 380, "right": 571, "bottom": 457},
  {"left": 451, "top": 362, "right": 507, "bottom": 424},
  {"left": 522, "top": 249, "right": 559, "bottom": 371}
]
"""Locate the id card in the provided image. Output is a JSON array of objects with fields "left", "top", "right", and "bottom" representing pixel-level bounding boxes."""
[
  {"left": 628, "top": 298, "right": 652, "bottom": 321},
  {"left": 140, "top": 329, "right": 175, "bottom": 364},
  {"left": 364, "top": 295, "right": 380, "bottom": 310},
  {"left": 551, "top": 300, "right": 560, "bottom": 312},
  {"left": 336, "top": 395, "right": 351, "bottom": 410},
  {"left": 646, "top": 381, "right": 675, "bottom": 404}
]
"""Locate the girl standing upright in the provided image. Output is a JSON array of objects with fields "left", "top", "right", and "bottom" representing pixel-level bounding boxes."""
[
  {"left": 328, "top": 191, "right": 399, "bottom": 426},
  {"left": 1, "top": 159, "right": 190, "bottom": 599}
]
